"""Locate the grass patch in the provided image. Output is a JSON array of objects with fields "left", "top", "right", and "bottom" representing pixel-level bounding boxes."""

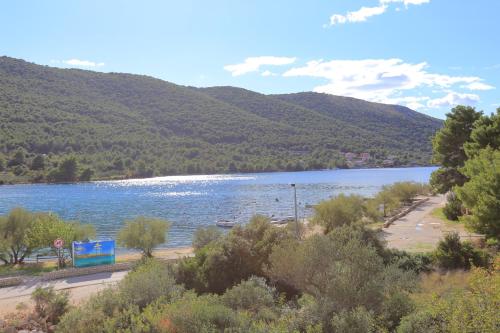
[
  {"left": 0, "top": 262, "right": 57, "bottom": 277},
  {"left": 431, "top": 207, "right": 463, "bottom": 226},
  {"left": 405, "top": 242, "right": 435, "bottom": 253},
  {"left": 365, "top": 221, "right": 385, "bottom": 231}
]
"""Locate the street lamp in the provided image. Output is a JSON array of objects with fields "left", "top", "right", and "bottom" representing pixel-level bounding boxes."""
[{"left": 291, "top": 183, "right": 299, "bottom": 239}]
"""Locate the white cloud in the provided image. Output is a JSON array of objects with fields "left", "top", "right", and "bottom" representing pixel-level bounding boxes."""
[
  {"left": 261, "top": 70, "right": 277, "bottom": 77},
  {"left": 328, "top": 0, "right": 430, "bottom": 26},
  {"left": 330, "top": 5, "right": 387, "bottom": 25},
  {"left": 427, "top": 92, "right": 480, "bottom": 108},
  {"left": 282, "top": 58, "right": 492, "bottom": 109},
  {"left": 224, "top": 56, "right": 296, "bottom": 76},
  {"left": 381, "top": 0, "right": 430, "bottom": 6},
  {"left": 56, "top": 59, "right": 105, "bottom": 67},
  {"left": 463, "top": 82, "right": 495, "bottom": 91}
]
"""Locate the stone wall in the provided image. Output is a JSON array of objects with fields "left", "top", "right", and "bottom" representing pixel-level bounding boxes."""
[
  {"left": 0, "top": 276, "right": 23, "bottom": 288},
  {"left": 40, "top": 262, "right": 134, "bottom": 281},
  {"left": 383, "top": 197, "right": 430, "bottom": 228}
]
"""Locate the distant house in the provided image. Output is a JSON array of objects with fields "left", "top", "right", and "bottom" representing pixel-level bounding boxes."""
[{"left": 360, "top": 153, "right": 371, "bottom": 162}]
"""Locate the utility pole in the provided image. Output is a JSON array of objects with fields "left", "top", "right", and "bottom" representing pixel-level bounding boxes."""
[{"left": 291, "top": 183, "right": 299, "bottom": 239}]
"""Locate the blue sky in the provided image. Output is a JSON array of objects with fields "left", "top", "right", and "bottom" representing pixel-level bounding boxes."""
[{"left": 1, "top": 0, "right": 498, "bottom": 119}]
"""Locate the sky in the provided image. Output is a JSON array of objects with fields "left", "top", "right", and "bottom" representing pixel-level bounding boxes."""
[{"left": 1, "top": 0, "right": 499, "bottom": 119}]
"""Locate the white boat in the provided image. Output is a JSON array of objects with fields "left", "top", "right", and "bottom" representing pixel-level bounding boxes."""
[{"left": 216, "top": 219, "right": 236, "bottom": 228}]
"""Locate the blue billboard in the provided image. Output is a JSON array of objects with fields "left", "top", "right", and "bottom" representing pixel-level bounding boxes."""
[{"left": 72, "top": 240, "right": 115, "bottom": 268}]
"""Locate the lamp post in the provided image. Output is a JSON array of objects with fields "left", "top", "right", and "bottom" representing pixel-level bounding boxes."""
[{"left": 291, "top": 183, "right": 299, "bottom": 239}]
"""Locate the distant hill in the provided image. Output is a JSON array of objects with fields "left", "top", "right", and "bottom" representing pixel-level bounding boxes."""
[{"left": 0, "top": 56, "right": 442, "bottom": 183}]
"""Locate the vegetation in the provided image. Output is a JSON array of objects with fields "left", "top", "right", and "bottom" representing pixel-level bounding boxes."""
[
  {"left": 431, "top": 106, "right": 500, "bottom": 242},
  {"left": 398, "top": 261, "right": 500, "bottom": 332},
  {"left": 433, "top": 232, "right": 489, "bottom": 270},
  {"left": 192, "top": 226, "right": 223, "bottom": 250},
  {"left": 442, "top": 193, "right": 463, "bottom": 221},
  {"left": 117, "top": 217, "right": 170, "bottom": 258},
  {"left": 31, "top": 286, "right": 69, "bottom": 325},
  {"left": 312, "top": 194, "right": 365, "bottom": 233},
  {"left": 0, "top": 57, "right": 442, "bottom": 184},
  {"left": 430, "top": 105, "right": 482, "bottom": 193},
  {"left": 456, "top": 148, "right": 500, "bottom": 240},
  {"left": 0, "top": 208, "right": 94, "bottom": 265}
]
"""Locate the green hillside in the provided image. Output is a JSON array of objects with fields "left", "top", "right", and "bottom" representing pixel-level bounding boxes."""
[{"left": 0, "top": 56, "right": 442, "bottom": 184}]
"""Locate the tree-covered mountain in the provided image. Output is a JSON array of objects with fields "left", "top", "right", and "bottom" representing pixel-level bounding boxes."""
[{"left": 0, "top": 56, "right": 442, "bottom": 183}]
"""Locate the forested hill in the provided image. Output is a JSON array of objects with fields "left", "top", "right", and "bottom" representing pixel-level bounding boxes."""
[{"left": 0, "top": 56, "right": 442, "bottom": 183}]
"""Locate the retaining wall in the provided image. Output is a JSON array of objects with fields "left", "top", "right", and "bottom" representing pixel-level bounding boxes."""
[{"left": 383, "top": 197, "right": 430, "bottom": 228}]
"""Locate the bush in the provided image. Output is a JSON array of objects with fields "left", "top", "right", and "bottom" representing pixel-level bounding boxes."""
[
  {"left": 267, "top": 226, "right": 416, "bottom": 330},
  {"left": 222, "top": 276, "right": 277, "bottom": 319},
  {"left": 398, "top": 263, "right": 500, "bottom": 332},
  {"left": 331, "top": 307, "right": 376, "bottom": 333},
  {"left": 387, "top": 249, "right": 434, "bottom": 274},
  {"left": 119, "top": 258, "right": 183, "bottom": 309},
  {"left": 312, "top": 194, "right": 365, "bottom": 233},
  {"left": 433, "top": 232, "right": 489, "bottom": 270},
  {"left": 31, "top": 286, "right": 69, "bottom": 324},
  {"left": 442, "top": 193, "right": 462, "bottom": 221},
  {"left": 192, "top": 226, "right": 223, "bottom": 250},
  {"left": 117, "top": 216, "right": 170, "bottom": 257},
  {"left": 177, "top": 215, "right": 294, "bottom": 294},
  {"left": 146, "top": 293, "right": 239, "bottom": 333},
  {"left": 397, "top": 310, "right": 446, "bottom": 333}
]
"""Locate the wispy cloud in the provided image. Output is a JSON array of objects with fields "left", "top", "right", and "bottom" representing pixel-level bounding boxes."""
[
  {"left": 224, "top": 56, "right": 296, "bottom": 76},
  {"left": 462, "top": 82, "right": 495, "bottom": 91},
  {"left": 51, "top": 58, "right": 105, "bottom": 68},
  {"left": 328, "top": 0, "right": 430, "bottom": 26},
  {"left": 282, "top": 58, "right": 493, "bottom": 110}
]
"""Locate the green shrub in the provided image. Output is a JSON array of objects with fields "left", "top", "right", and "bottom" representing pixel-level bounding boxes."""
[
  {"left": 397, "top": 310, "right": 446, "bottom": 333},
  {"left": 222, "top": 276, "right": 277, "bottom": 320},
  {"left": 388, "top": 249, "right": 434, "bottom": 274},
  {"left": 146, "top": 293, "right": 239, "bottom": 333},
  {"left": 31, "top": 286, "right": 69, "bottom": 324},
  {"left": 312, "top": 194, "right": 365, "bottom": 233},
  {"left": 442, "top": 193, "right": 462, "bottom": 221},
  {"left": 192, "top": 226, "right": 223, "bottom": 250},
  {"left": 177, "top": 215, "right": 294, "bottom": 294},
  {"left": 331, "top": 307, "right": 376, "bottom": 333},
  {"left": 433, "top": 232, "right": 489, "bottom": 270},
  {"left": 119, "top": 258, "right": 183, "bottom": 309},
  {"left": 117, "top": 216, "right": 170, "bottom": 257}
]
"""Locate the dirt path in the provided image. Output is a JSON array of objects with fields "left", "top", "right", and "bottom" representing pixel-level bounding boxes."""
[{"left": 382, "top": 195, "right": 477, "bottom": 252}]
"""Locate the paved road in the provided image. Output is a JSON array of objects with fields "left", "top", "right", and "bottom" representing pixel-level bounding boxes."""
[
  {"left": 0, "top": 271, "right": 128, "bottom": 315},
  {"left": 382, "top": 194, "right": 476, "bottom": 252}
]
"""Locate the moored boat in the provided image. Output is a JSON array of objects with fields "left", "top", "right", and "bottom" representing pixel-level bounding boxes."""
[{"left": 216, "top": 219, "right": 236, "bottom": 228}]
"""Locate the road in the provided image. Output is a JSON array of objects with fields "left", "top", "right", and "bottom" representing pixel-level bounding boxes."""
[
  {"left": 382, "top": 194, "right": 477, "bottom": 252},
  {"left": 0, "top": 271, "right": 127, "bottom": 315}
]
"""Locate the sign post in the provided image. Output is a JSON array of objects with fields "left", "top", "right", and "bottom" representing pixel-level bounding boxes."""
[{"left": 53, "top": 238, "right": 64, "bottom": 269}]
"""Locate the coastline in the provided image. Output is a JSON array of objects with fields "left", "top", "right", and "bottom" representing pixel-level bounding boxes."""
[{"left": 0, "top": 164, "right": 438, "bottom": 186}]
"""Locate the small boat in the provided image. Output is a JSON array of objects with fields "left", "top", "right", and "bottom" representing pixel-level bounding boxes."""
[{"left": 216, "top": 219, "right": 236, "bottom": 228}]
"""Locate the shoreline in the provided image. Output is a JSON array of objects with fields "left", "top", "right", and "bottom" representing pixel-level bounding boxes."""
[{"left": 0, "top": 165, "right": 438, "bottom": 187}]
